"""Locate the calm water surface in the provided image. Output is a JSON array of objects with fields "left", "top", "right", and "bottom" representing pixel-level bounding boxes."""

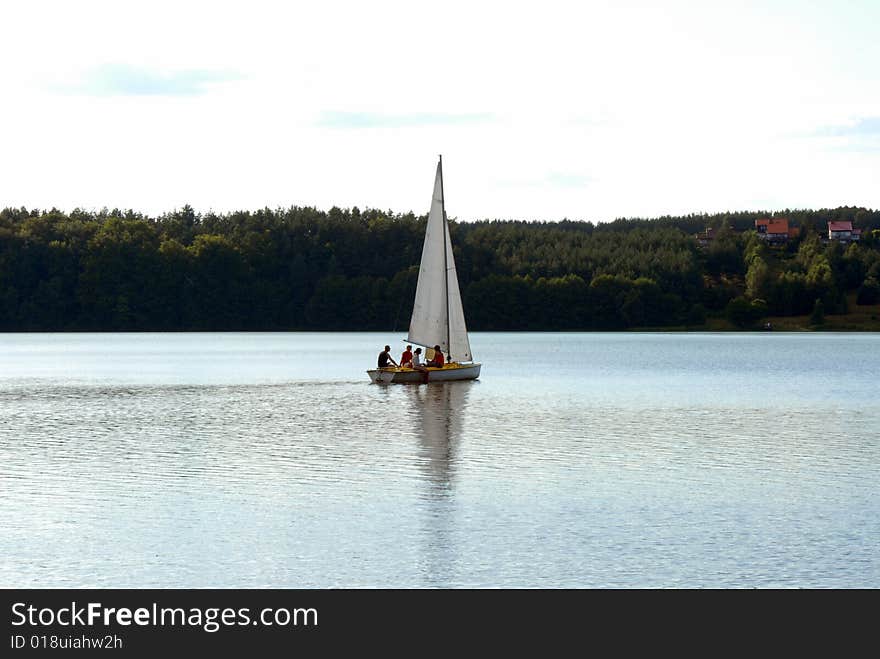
[{"left": 1, "top": 332, "right": 878, "bottom": 588}]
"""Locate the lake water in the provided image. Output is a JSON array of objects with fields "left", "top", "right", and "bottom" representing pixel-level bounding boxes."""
[{"left": 1, "top": 332, "right": 878, "bottom": 588}]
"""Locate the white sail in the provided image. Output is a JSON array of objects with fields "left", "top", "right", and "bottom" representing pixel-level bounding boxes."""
[
  {"left": 407, "top": 159, "right": 473, "bottom": 363},
  {"left": 443, "top": 212, "right": 472, "bottom": 362}
]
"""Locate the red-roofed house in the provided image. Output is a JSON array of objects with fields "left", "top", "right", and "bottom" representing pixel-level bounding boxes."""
[
  {"left": 828, "top": 221, "right": 860, "bottom": 242},
  {"left": 755, "top": 218, "right": 791, "bottom": 243}
]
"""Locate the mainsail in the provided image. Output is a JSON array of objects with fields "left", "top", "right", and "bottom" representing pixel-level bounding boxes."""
[{"left": 407, "top": 158, "right": 473, "bottom": 363}]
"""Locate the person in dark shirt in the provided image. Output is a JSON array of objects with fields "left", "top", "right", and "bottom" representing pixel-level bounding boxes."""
[{"left": 377, "top": 345, "right": 398, "bottom": 368}]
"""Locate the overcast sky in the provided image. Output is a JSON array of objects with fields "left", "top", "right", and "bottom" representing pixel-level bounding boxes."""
[{"left": 2, "top": 0, "right": 879, "bottom": 222}]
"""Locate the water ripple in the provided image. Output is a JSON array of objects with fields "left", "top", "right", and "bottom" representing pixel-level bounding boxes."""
[{"left": 1, "top": 332, "right": 879, "bottom": 587}]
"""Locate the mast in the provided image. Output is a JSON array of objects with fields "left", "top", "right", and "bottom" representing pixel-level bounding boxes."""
[{"left": 439, "top": 154, "right": 451, "bottom": 361}]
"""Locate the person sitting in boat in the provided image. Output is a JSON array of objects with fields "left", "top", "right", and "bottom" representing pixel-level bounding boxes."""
[
  {"left": 425, "top": 345, "right": 445, "bottom": 368},
  {"left": 400, "top": 345, "right": 414, "bottom": 368},
  {"left": 377, "top": 345, "right": 398, "bottom": 369},
  {"left": 412, "top": 348, "right": 430, "bottom": 383}
]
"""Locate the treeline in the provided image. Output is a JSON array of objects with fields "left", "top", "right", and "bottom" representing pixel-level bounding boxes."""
[{"left": 0, "top": 205, "right": 878, "bottom": 331}]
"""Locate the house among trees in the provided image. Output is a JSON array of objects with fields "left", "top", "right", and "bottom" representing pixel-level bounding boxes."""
[
  {"left": 695, "top": 227, "right": 716, "bottom": 248},
  {"left": 755, "top": 218, "right": 798, "bottom": 244},
  {"left": 828, "top": 220, "right": 861, "bottom": 243}
]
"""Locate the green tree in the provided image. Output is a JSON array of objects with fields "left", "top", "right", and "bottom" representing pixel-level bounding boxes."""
[
  {"left": 187, "top": 234, "right": 250, "bottom": 329},
  {"left": 77, "top": 217, "right": 161, "bottom": 329},
  {"left": 857, "top": 277, "right": 880, "bottom": 305},
  {"left": 725, "top": 296, "right": 766, "bottom": 328},
  {"left": 588, "top": 275, "right": 631, "bottom": 329},
  {"left": 810, "top": 298, "right": 825, "bottom": 326},
  {"left": 746, "top": 256, "right": 771, "bottom": 300}
]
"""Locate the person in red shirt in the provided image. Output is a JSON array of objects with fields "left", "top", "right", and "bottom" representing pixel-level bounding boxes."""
[
  {"left": 400, "top": 345, "right": 414, "bottom": 368},
  {"left": 426, "top": 344, "right": 445, "bottom": 368}
]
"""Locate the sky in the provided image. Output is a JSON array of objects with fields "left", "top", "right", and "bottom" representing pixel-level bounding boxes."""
[{"left": 1, "top": 0, "right": 879, "bottom": 222}]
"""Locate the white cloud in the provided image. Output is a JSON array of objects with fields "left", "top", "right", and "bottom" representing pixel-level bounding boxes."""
[{"left": 52, "top": 64, "right": 245, "bottom": 97}]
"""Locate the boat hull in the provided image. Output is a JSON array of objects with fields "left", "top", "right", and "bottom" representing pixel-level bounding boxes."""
[{"left": 367, "top": 363, "right": 481, "bottom": 384}]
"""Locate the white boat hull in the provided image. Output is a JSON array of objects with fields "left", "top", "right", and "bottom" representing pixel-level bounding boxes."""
[{"left": 367, "top": 363, "right": 481, "bottom": 384}]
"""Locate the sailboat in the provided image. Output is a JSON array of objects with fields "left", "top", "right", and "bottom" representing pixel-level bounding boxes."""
[{"left": 367, "top": 156, "right": 481, "bottom": 384}]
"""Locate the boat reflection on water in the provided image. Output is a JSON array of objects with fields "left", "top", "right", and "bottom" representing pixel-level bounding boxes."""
[
  {"left": 406, "top": 381, "right": 474, "bottom": 585},
  {"left": 408, "top": 382, "right": 473, "bottom": 493}
]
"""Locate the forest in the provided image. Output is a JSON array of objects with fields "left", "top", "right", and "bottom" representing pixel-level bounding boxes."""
[{"left": 1, "top": 204, "right": 879, "bottom": 331}]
